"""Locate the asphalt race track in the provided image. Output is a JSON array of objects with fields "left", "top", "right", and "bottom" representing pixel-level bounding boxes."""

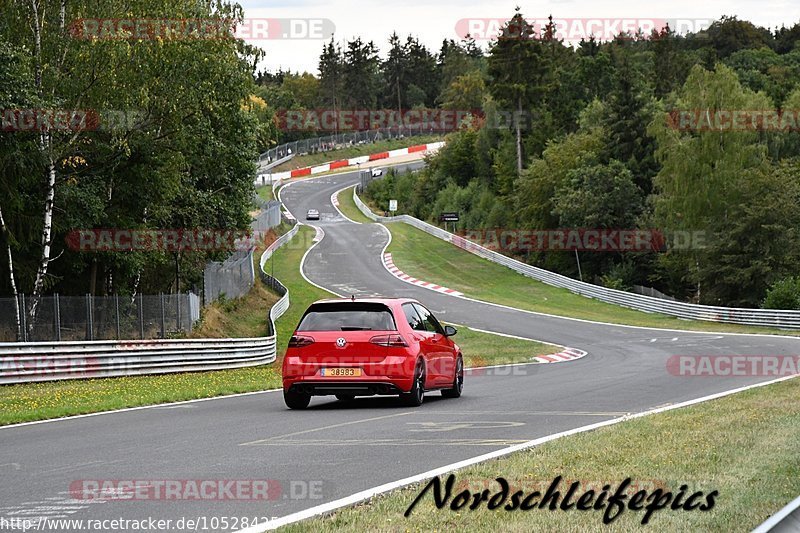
[{"left": 2, "top": 164, "right": 798, "bottom": 530}]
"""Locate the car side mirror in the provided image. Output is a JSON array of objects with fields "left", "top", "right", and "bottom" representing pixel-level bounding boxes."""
[{"left": 444, "top": 325, "right": 457, "bottom": 337}]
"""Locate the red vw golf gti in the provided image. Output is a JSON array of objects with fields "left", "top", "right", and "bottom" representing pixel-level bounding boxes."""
[{"left": 282, "top": 298, "right": 464, "bottom": 409}]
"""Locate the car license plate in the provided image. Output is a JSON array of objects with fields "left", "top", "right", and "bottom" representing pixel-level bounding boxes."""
[{"left": 321, "top": 367, "right": 361, "bottom": 377}]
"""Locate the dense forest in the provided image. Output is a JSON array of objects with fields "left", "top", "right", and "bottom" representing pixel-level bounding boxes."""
[
  {"left": 2, "top": 3, "right": 800, "bottom": 316},
  {"left": 0, "top": 0, "right": 274, "bottom": 311},
  {"left": 347, "top": 13, "right": 800, "bottom": 309}
]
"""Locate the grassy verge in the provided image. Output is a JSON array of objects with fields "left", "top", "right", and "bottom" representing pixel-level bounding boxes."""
[
  {"left": 256, "top": 185, "right": 274, "bottom": 202},
  {"left": 271, "top": 135, "right": 444, "bottom": 172},
  {"left": 0, "top": 225, "right": 554, "bottom": 426},
  {"left": 383, "top": 222, "right": 795, "bottom": 336},
  {"left": 0, "top": 248, "right": 285, "bottom": 425},
  {"left": 336, "top": 185, "right": 374, "bottom": 224},
  {"left": 283, "top": 376, "right": 800, "bottom": 532}
]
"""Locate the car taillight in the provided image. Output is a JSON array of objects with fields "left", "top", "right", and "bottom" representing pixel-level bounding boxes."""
[
  {"left": 288, "top": 335, "right": 315, "bottom": 348},
  {"left": 370, "top": 334, "right": 407, "bottom": 347}
]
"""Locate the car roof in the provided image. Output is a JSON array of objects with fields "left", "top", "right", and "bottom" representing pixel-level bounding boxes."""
[{"left": 311, "top": 297, "right": 418, "bottom": 306}]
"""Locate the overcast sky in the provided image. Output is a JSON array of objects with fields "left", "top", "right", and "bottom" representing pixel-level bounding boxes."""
[{"left": 239, "top": 0, "right": 800, "bottom": 74}]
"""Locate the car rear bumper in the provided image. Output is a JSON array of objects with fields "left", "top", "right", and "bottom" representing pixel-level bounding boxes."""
[{"left": 286, "top": 380, "right": 407, "bottom": 396}]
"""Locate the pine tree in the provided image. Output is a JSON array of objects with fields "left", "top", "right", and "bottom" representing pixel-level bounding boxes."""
[{"left": 487, "top": 8, "right": 546, "bottom": 175}]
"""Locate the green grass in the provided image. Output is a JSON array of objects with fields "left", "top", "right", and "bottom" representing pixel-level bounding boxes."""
[
  {"left": 267, "top": 225, "right": 336, "bottom": 358},
  {"left": 282, "top": 376, "right": 800, "bottom": 532},
  {"left": 271, "top": 135, "right": 444, "bottom": 172},
  {"left": 256, "top": 184, "right": 274, "bottom": 202},
  {"left": 452, "top": 328, "right": 555, "bottom": 367},
  {"left": 0, "top": 366, "right": 283, "bottom": 426},
  {"left": 383, "top": 222, "right": 796, "bottom": 336},
  {"left": 284, "top": 379, "right": 800, "bottom": 532},
  {"left": 336, "top": 185, "right": 374, "bottom": 224},
  {"left": 0, "top": 226, "right": 557, "bottom": 426}
]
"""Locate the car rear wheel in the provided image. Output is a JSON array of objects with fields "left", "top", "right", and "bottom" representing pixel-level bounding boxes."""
[
  {"left": 335, "top": 394, "right": 355, "bottom": 402},
  {"left": 284, "top": 390, "right": 311, "bottom": 410},
  {"left": 400, "top": 360, "right": 425, "bottom": 407},
  {"left": 441, "top": 356, "right": 464, "bottom": 398}
]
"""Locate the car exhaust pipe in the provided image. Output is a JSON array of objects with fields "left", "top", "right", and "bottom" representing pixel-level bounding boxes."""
[{"left": 377, "top": 384, "right": 388, "bottom": 394}]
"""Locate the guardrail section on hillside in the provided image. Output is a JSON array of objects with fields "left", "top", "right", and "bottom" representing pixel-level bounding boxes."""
[
  {"left": 353, "top": 189, "right": 800, "bottom": 330},
  {"left": 0, "top": 223, "right": 302, "bottom": 384}
]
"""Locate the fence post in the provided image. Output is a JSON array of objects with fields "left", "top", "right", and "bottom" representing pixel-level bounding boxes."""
[
  {"left": 54, "top": 293, "right": 61, "bottom": 342},
  {"left": 187, "top": 294, "right": 193, "bottom": 333},
  {"left": 160, "top": 292, "right": 166, "bottom": 339},
  {"left": 138, "top": 294, "right": 144, "bottom": 339},
  {"left": 86, "top": 294, "right": 93, "bottom": 341},
  {"left": 176, "top": 292, "right": 181, "bottom": 333},
  {"left": 115, "top": 293, "right": 121, "bottom": 339},
  {"left": 19, "top": 294, "right": 27, "bottom": 342}
]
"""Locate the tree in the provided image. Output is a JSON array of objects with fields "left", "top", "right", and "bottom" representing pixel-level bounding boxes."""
[
  {"left": 703, "top": 16, "right": 773, "bottom": 59},
  {"left": 774, "top": 23, "right": 800, "bottom": 54},
  {"left": 318, "top": 36, "right": 343, "bottom": 112},
  {"left": 342, "top": 38, "right": 381, "bottom": 109},
  {"left": 382, "top": 33, "right": 407, "bottom": 117},
  {"left": 698, "top": 161, "right": 800, "bottom": 306},
  {"left": 439, "top": 70, "right": 486, "bottom": 111},
  {"left": 553, "top": 160, "right": 644, "bottom": 230},
  {"left": 281, "top": 73, "right": 319, "bottom": 110},
  {"left": 487, "top": 8, "right": 546, "bottom": 175},
  {"left": 648, "top": 63, "right": 772, "bottom": 300},
  {"left": 602, "top": 49, "right": 659, "bottom": 193},
  {"left": 0, "top": 0, "right": 266, "bottom": 320},
  {"left": 515, "top": 126, "right": 605, "bottom": 230}
]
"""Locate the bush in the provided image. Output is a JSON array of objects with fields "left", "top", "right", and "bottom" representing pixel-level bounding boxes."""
[
  {"left": 762, "top": 277, "right": 800, "bottom": 310},
  {"left": 600, "top": 261, "right": 637, "bottom": 291}
]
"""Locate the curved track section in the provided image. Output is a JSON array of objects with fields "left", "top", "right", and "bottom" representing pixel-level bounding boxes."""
[{"left": 1, "top": 163, "right": 797, "bottom": 529}]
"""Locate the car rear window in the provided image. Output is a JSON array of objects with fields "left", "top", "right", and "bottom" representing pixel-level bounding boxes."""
[{"left": 297, "top": 303, "right": 397, "bottom": 331}]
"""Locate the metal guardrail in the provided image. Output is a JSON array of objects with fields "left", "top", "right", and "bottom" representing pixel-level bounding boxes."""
[
  {"left": 353, "top": 189, "right": 800, "bottom": 329},
  {"left": 259, "top": 223, "right": 300, "bottom": 336},
  {"left": 0, "top": 223, "right": 302, "bottom": 384},
  {"left": 0, "top": 337, "right": 275, "bottom": 385}
]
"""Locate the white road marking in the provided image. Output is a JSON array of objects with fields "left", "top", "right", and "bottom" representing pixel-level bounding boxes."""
[{"left": 236, "top": 373, "right": 800, "bottom": 532}]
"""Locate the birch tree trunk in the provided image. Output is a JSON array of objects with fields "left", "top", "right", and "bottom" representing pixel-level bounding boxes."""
[
  {"left": 27, "top": 156, "right": 56, "bottom": 332},
  {"left": 0, "top": 206, "right": 21, "bottom": 340}
]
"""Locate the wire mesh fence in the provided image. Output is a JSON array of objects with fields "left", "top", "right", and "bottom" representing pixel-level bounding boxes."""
[
  {"left": 251, "top": 201, "right": 282, "bottom": 233},
  {"left": 258, "top": 127, "right": 435, "bottom": 164},
  {"left": 203, "top": 250, "right": 255, "bottom": 306},
  {"left": 0, "top": 293, "right": 200, "bottom": 342}
]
